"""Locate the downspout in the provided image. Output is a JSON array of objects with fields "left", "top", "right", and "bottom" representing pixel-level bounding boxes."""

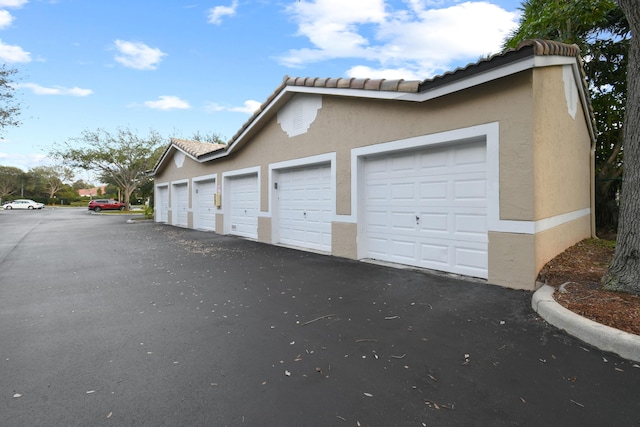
[{"left": 590, "top": 141, "right": 596, "bottom": 238}]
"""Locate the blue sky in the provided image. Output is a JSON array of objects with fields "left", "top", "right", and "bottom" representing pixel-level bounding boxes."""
[{"left": 0, "top": 0, "right": 522, "bottom": 178}]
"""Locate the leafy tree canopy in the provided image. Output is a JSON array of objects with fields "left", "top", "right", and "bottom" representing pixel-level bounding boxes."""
[
  {"left": 29, "top": 165, "right": 74, "bottom": 199},
  {"left": 0, "top": 165, "right": 25, "bottom": 199},
  {"left": 72, "top": 179, "right": 93, "bottom": 190},
  {"left": 189, "top": 131, "right": 226, "bottom": 145},
  {"left": 50, "top": 127, "right": 164, "bottom": 208},
  {"left": 504, "top": 0, "right": 630, "bottom": 231},
  {"left": 0, "top": 65, "right": 22, "bottom": 135},
  {"left": 170, "top": 129, "right": 227, "bottom": 145}
]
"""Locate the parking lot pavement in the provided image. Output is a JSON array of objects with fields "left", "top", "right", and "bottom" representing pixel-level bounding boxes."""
[{"left": 1, "top": 208, "right": 639, "bottom": 426}]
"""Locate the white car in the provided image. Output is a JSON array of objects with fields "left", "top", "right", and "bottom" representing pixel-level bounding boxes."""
[{"left": 3, "top": 199, "right": 45, "bottom": 210}]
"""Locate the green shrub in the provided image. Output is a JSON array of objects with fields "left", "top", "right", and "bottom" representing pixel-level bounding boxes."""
[{"left": 144, "top": 205, "right": 154, "bottom": 219}]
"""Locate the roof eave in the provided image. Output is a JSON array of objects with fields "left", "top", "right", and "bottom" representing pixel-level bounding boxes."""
[{"left": 185, "top": 40, "right": 598, "bottom": 165}]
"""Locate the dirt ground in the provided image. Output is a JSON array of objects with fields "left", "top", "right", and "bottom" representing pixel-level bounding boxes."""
[{"left": 537, "top": 237, "right": 640, "bottom": 336}]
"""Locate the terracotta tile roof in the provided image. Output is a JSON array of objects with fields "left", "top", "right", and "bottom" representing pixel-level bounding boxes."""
[
  {"left": 171, "top": 138, "right": 226, "bottom": 158},
  {"left": 518, "top": 39, "right": 581, "bottom": 56},
  {"left": 150, "top": 38, "right": 594, "bottom": 173},
  {"left": 418, "top": 39, "right": 583, "bottom": 90},
  {"left": 78, "top": 186, "right": 106, "bottom": 197},
  {"left": 283, "top": 76, "right": 422, "bottom": 92},
  {"left": 279, "top": 40, "right": 583, "bottom": 97},
  {"left": 223, "top": 39, "right": 591, "bottom": 149}
]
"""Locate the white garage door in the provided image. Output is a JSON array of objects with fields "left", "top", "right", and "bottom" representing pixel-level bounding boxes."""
[
  {"left": 228, "top": 174, "right": 258, "bottom": 239},
  {"left": 277, "top": 164, "right": 332, "bottom": 252},
  {"left": 174, "top": 183, "right": 189, "bottom": 227},
  {"left": 195, "top": 180, "right": 216, "bottom": 231},
  {"left": 156, "top": 186, "right": 168, "bottom": 223},
  {"left": 364, "top": 141, "right": 488, "bottom": 278}
]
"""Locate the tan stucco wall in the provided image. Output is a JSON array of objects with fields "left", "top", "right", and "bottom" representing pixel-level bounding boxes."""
[
  {"left": 535, "top": 214, "right": 592, "bottom": 275},
  {"left": 258, "top": 216, "right": 271, "bottom": 243},
  {"left": 332, "top": 222, "right": 358, "bottom": 259},
  {"left": 154, "top": 66, "right": 593, "bottom": 291},
  {"left": 487, "top": 66, "right": 592, "bottom": 290},
  {"left": 488, "top": 232, "right": 536, "bottom": 290},
  {"left": 156, "top": 152, "right": 215, "bottom": 183},
  {"left": 215, "top": 213, "right": 224, "bottom": 234},
  {"left": 158, "top": 72, "right": 535, "bottom": 222},
  {"left": 532, "top": 66, "right": 592, "bottom": 219},
  {"left": 489, "top": 214, "right": 592, "bottom": 290}
]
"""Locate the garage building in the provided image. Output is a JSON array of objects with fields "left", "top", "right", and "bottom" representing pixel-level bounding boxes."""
[{"left": 151, "top": 39, "right": 595, "bottom": 290}]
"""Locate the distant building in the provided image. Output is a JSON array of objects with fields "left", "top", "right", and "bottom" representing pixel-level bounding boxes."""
[{"left": 78, "top": 186, "right": 106, "bottom": 198}]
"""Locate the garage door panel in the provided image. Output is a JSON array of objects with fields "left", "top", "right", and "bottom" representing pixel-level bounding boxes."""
[
  {"left": 229, "top": 175, "right": 258, "bottom": 239},
  {"left": 391, "top": 183, "right": 416, "bottom": 200},
  {"left": 157, "top": 187, "right": 169, "bottom": 222},
  {"left": 419, "top": 181, "right": 448, "bottom": 199},
  {"left": 365, "top": 141, "right": 488, "bottom": 278},
  {"left": 420, "top": 213, "right": 449, "bottom": 232},
  {"left": 391, "top": 155, "right": 415, "bottom": 172},
  {"left": 455, "top": 246, "right": 487, "bottom": 269},
  {"left": 454, "top": 213, "right": 486, "bottom": 236},
  {"left": 306, "top": 211, "right": 323, "bottom": 224},
  {"left": 419, "top": 243, "right": 449, "bottom": 265},
  {"left": 173, "top": 184, "right": 188, "bottom": 227},
  {"left": 277, "top": 164, "right": 332, "bottom": 252},
  {"left": 454, "top": 143, "right": 485, "bottom": 166},
  {"left": 366, "top": 183, "right": 388, "bottom": 200},
  {"left": 367, "top": 237, "right": 388, "bottom": 257},
  {"left": 366, "top": 210, "right": 388, "bottom": 231},
  {"left": 391, "top": 239, "right": 416, "bottom": 260},
  {"left": 419, "top": 150, "right": 449, "bottom": 170},
  {"left": 366, "top": 158, "right": 390, "bottom": 175},
  {"left": 196, "top": 180, "right": 216, "bottom": 231},
  {"left": 454, "top": 178, "right": 487, "bottom": 200}
]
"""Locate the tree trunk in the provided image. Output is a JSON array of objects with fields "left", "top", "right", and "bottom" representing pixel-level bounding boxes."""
[
  {"left": 124, "top": 184, "right": 134, "bottom": 210},
  {"left": 602, "top": 0, "right": 640, "bottom": 295}
]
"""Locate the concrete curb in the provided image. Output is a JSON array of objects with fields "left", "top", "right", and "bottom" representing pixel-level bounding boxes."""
[{"left": 532, "top": 284, "right": 640, "bottom": 363}]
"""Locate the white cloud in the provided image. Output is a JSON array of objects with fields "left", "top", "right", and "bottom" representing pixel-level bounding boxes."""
[
  {"left": 0, "top": 1, "right": 29, "bottom": 7},
  {"left": 280, "top": 0, "right": 387, "bottom": 67},
  {"left": 229, "top": 100, "right": 261, "bottom": 114},
  {"left": 143, "top": 96, "right": 191, "bottom": 110},
  {"left": 279, "top": 0, "right": 519, "bottom": 78},
  {"left": 0, "top": 1, "right": 28, "bottom": 31},
  {"left": 205, "top": 100, "right": 261, "bottom": 115},
  {"left": 204, "top": 102, "right": 225, "bottom": 112},
  {"left": 0, "top": 39, "right": 30, "bottom": 62},
  {"left": 0, "top": 10, "right": 13, "bottom": 28},
  {"left": 208, "top": 0, "right": 238, "bottom": 25},
  {"left": 113, "top": 39, "right": 167, "bottom": 70},
  {"left": 0, "top": 152, "right": 49, "bottom": 171},
  {"left": 346, "top": 65, "right": 422, "bottom": 80},
  {"left": 16, "top": 82, "right": 92, "bottom": 96}
]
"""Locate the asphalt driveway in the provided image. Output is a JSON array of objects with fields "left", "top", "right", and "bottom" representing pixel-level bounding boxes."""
[{"left": 1, "top": 208, "right": 639, "bottom": 426}]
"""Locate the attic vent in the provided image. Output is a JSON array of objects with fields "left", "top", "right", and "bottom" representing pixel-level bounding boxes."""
[
  {"left": 277, "top": 94, "right": 322, "bottom": 138},
  {"left": 562, "top": 65, "right": 578, "bottom": 120},
  {"left": 173, "top": 151, "right": 186, "bottom": 168}
]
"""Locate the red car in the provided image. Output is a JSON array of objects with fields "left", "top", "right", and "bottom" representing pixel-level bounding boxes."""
[{"left": 88, "top": 199, "right": 126, "bottom": 212}]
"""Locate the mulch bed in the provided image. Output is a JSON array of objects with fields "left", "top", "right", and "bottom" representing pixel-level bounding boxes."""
[{"left": 537, "top": 238, "right": 640, "bottom": 336}]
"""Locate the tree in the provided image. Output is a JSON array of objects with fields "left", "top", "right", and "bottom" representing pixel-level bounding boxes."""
[
  {"left": 0, "top": 65, "right": 22, "bottom": 135},
  {"left": 190, "top": 131, "right": 226, "bottom": 145},
  {"left": 50, "top": 127, "right": 163, "bottom": 209},
  {"left": 170, "top": 129, "right": 227, "bottom": 145},
  {"left": 72, "top": 179, "right": 93, "bottom": 190},
  {"left": 504, "top": 0, "right": 630, "bottom": 231},
  {"left": 602, "top": 0, "right": 640, "bottom": 295},
  {"left": 0, "top": 165, "right": 24, "bottom": 201},
  {"left": 29, "top": 165, "right": 74, "bottom": 200},
  {"left": 55, "top": 184, "right": 79, "bottom": 205}
]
